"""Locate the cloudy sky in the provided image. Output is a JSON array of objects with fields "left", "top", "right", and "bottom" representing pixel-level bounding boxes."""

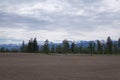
[{"left": 0, "top": 0, "right": 120, "bottom": 44}]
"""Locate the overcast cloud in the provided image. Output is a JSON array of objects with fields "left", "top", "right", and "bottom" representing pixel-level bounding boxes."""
[{"left": 0, "top": 0, "right": 120, "bottom": 44}]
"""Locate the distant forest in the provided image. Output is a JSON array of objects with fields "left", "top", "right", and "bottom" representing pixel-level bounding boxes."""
[{"left": 0, "top": 36, "right": 120, "bottom": 55}]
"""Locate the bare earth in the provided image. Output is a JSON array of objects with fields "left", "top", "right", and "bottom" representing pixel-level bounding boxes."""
[{"left": 0, "top": 53, "right": 120, "bottom": 80}]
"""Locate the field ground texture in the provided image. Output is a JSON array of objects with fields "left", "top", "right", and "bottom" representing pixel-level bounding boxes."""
[{"left": 0, "top": 53, "right": 120, "bottom": 80}]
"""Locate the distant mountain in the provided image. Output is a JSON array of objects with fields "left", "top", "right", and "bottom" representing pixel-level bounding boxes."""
[
  {"left": 0, "top": 40, "right": 112, "bottom": 50},
  {"left": 0, "top": 44, "right": 20, "bottom": 50}
]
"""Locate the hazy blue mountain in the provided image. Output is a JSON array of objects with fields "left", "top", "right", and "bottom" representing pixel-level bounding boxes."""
[
  {"left": 0, "top": 44, "right": 20, "bottom": 50},
  {"left": 0, "top": 40, "right": 111, "bottom": 50}
]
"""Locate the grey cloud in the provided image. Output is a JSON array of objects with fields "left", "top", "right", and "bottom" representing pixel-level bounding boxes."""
[
  {"left": 0, "top": 0, "right": 120, "bottom": 43},
  {"left": 0, "top": 0, "right": 119, "bottom": 31},
  {"left": 0, "top": 0, "right": 45, "bottom": 4},
  {"left": 68, "top": 0, "right": 100, "bottom": 5},
  {"left": 91, "top": 12, "right": 120, "bottom": 26},
  {"left": 66, "top": 0, "right": 101, "bottom": 10},
  {"left": 0, "top": 11, "right": 52, "bottom": 30}
]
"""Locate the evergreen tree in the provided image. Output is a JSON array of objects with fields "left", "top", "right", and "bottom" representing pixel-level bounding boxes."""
[
  {"left": 113, "top": 41, "right": 118, "bottom": 54},
  {"left": 28, "top": 38, "right": 33, "bottom": 52},
  {"left": 93, "top": 42, "right": 96, "bottom": 54},
  {"left": 20, "top": 41, "right": 25, "bottom": 52},
  {"left": 101, "top": 40, "right": 106, "bottom": 54},
  {"left": 79, "top": 44, "right": 83, "bottom": 53},
  {"left": 71, "top": 42, "right": 76, "bottom": 53},
  {"left": 0, "top": 47, "right": 5, "bottom": 52},
  {"left": 97, "top": 40, "right": 103, "bottom": 54},
  {"left": 11, "top": 48, "right": 18, "bottom": 53},
  {"left": 43, "top": 39, "right": 49, "bottom": 54},
  {"left": 106, "top": 37, "right": 113, "bottom": 54},
  {"left": 89, "top": 41, "right": 95, "bottom": 55},
  {"left": 56, "top": 44, "right": 62, "bottom": 53},
  {"left": 5, "top": 48, "right": 10, "bottom": 52},
  {"left": 118, "top": 38, "right": 120, "bottom": 53},
  {"left": 63, "top": 39, "right": 69, "bottom": 53},
  {"left": 51, "top": 44, "right": 55, "bottom": 53},
  {"left": 33, "top": 38, "right": 39, "bottom": 52}
]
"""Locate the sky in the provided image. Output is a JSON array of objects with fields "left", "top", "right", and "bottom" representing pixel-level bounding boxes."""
[{"left": 0, "top": 0, "right": 120, "bottom": 44}]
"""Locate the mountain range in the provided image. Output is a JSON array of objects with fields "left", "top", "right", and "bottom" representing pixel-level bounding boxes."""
[{"left": 0, "top": 40, "right": 110, "bottom": 50}]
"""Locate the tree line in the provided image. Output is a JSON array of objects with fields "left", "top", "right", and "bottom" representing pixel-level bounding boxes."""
[{"left": 0, "top": 36, "right": 120, "bottom": 54}]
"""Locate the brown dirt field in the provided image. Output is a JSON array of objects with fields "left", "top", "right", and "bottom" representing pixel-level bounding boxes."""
[{"left": 0, "top": 53, "right": 120, "bottom": 80}]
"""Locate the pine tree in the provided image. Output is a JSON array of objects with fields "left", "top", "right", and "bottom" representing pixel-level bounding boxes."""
[
  {"left": 63, "top": 39, "right": 69, "bottom": 53},
  {"left": 33, "top": 38, "right": 39, "bottom": 52},
  {"left": 93, "top": 42, "right": 96, "bottom": 54},
  {"left": 113, "top": 41, "right": 118, "bottom": 54},
  {"left": 118, "top": 38, "right": 120, "bottom": 53},
  {"left": 89, "top": 41, "right": 95, "bottom": 55},
  {"left": 71, "top": 42, "right": 76, "bottom": 53},
  {"left": 79, "top": 44, "right": 83, "bottom": 53},
  {"left": 27, "top": 38, "right": 33, "bottom": 52},
  {"left": 43, "top": 39, "right": 49, "bottom": 54},
  {"left": 56, "top": 44, "right": 62, "bottom": 53},
  {"left": 20, "top": 41, "right": 25, "bottom": 52},
  {"left": 51, "top": 44, "right": 55, "bottom": 53},
  {"left": 0, "top": 47, "right": 5, "bottom": 52},
  {"left": 97, "top": 40, "right": 103, "bottom": 54},
  {"left": 106, "top": 37, "right": 113, "bottom": 54}
]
